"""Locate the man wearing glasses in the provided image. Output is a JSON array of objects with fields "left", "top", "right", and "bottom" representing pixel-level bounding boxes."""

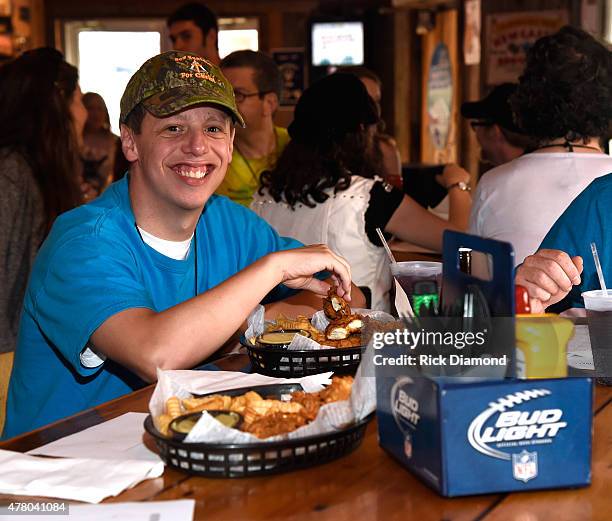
[
  {"left": 217, "top": 50, "right": 289, "bottom": 206},
  {"left": 462, "top": 83, "right": 532, "bottom": 167}
]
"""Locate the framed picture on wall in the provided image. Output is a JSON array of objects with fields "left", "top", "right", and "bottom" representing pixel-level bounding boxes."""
[
  {"left": 271, "top": 48, "right": 305, "bottom": 106},
  {"left": 485, "top": 10, "right": 568, "bottom": 85}
]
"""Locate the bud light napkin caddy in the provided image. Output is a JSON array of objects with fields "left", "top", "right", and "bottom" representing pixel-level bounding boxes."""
[
  {"left": 376, "top": 376, "right": 592, "bottom": 496},
  {"left": 376, "top": 232, "right": 592, "bottom": 496}
]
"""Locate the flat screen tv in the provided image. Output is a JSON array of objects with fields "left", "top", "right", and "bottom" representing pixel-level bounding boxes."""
[{"left": 311, "top": 21, "right": 364, "bottom": 67}]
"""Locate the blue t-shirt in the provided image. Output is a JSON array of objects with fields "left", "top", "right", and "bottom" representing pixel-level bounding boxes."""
[
  {"left": 3, "top": 176, "right": 303, "bottom": 439},
  {"left": 539, "top": 173, "right": 612, "bottom": 311}
]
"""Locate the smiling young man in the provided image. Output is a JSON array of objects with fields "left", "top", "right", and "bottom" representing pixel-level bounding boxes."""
[
  {"left": 217, "top": 50, "right": 289, "bottom": 206},
  {"left": 2, "top": 51, "right": 361, "bottom": 439},
  {"left": 167, "top": 3, "right": 220, "bottom": 65}
]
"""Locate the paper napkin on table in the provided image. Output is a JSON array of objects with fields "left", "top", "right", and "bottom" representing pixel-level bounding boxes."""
[
  {"left": 27, "top": 413, "right": 158, "bottom": 462},
  {"left": 0, "top": 449, "right": 163, "bottom": 503},
  {"left": 567, "top": 324, "right": 594, "bottom": 370}
]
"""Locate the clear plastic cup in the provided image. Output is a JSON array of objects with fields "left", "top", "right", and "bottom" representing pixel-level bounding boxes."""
[
  {"left": 390, "top": 261, "right": 442, "bottom": 305},
  {"left": 582, "top": 290, "right": 612, "bottom": 385}
]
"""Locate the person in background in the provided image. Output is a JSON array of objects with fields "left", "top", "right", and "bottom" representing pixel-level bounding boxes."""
[
  {"left": 252, "top": 73, "right": 471, "bottom": 312},
  {"left": 469, "top": 26, "right": 612, "bottom": 266},
  {"left": 0, "top": 47, "right": 85, "bottom": 355},
  {"left": 82, "top": 92, "right": 124, "bottom": 192},
  {"left": 217, "top": 50, "right": 289, "bottom": 206},
  {"left": 167, "top": 2, "right": 220, "bottom": 65},
  {"left": 343, "top": 66, "right": 402, "bottom": 184},
  {"left": 461, "top": 83, "right": 533, "bottom": 168},
  {"left": 3, "top": 51, "right": 363, "bottom": 439}
]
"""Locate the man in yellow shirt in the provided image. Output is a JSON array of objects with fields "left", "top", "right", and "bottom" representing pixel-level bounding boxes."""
[{"left": 218, "top": 50, "right": 289, "bottom": 206}]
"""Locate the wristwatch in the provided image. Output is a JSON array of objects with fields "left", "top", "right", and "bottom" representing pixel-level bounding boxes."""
[{"left": 447, "top": 181, "right": 471, "bottom": 193}]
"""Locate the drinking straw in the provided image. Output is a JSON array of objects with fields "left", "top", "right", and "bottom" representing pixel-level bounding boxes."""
[
  {"left": 590, "top": 242, "right": 608, "bottom": 296},
  {"left": 376, "top": 227, "right": 397, "bottom": 264}
]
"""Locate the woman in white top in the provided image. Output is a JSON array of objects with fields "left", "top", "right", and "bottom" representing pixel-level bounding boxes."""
[{"left": 251, "top": 73, "right": 471, "bottom": 311}]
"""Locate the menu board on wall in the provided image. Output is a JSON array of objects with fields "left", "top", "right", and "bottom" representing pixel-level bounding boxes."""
[{"left": 485, "top": 10, "right": 568, "bottom": 85}]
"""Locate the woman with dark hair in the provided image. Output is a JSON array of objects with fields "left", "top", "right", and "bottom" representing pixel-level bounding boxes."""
[
  {"left": 470, "top": 25, "right": 612, "bottom": 266},
  {"left": 0, "top": 47, "right": 87, "bottom": 353},
  {"left": 253, "top": 73, "right": 471, "bottom": 311}
]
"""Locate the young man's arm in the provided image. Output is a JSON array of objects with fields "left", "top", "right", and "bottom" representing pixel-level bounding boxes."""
[{"left": 91, "top": 245, "right": 353, "bottom": 382}]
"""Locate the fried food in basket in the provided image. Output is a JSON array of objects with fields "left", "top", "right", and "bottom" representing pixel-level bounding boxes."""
[
  {"left": 325, "top": 314, "right": 364, "bottom": 340},
  {"left": 182, "top": 394, "right": 232, "bottom": 412},
  {"left": 157, "top": 376, "right": 354, "bottom": 439},
  {"left": 265, "top": 314, "right": 319, "bottom": 335},
  {"left": 319, "top": 375, "right": 353, "bottom": 403},
  {"left": 310, "top": 330, "right": 362, "bottom": 348},
  {"left": 290, "top": 375, "right": 353, "bottom": 418},
  {"left": 166, "top": 396, "right": 183, "bottom": 418},
  {"left": 244, "top": 412, "right": 308, "bottom": 439},
  {"left": 156, "top": 413, "right": 173, "bottom": 436},
  {"left": 323, "top": 287, "right": 351, "bottom": 320}
]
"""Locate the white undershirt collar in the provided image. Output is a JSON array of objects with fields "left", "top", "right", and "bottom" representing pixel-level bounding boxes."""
[{"left": 136, "top": 226, "right": 193, "bottom": 260}]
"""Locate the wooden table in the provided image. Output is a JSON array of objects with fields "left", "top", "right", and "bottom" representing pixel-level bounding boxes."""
[
  {"left": 1, "top": 355, "right": 611, "bottom": 521},
  {"left": 390, "top": 238, "right": 442, "bottom": 263}
]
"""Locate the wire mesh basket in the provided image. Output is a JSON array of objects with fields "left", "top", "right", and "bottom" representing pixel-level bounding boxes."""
[
  {"left": 242, "top": 337, "right": 364, "bottom": 377},
  {"left": 144, "top": 384, "right": 373, "bottom": 478}
]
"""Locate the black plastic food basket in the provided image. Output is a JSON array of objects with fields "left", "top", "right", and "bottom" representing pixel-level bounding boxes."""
[
  {"left": 145, "top": 384, "right": 373, "bottom": 478},
  {"left": 241, "top": 336, "right": 364, "bottom": 377}
]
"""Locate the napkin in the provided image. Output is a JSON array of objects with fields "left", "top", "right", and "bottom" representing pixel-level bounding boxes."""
[
  {"left": 567, "top": 324, "right": 594, "bottom": 370},
  {"left": 394, "top": 280, "right": 414, "bottom": 318},
  {"left": 0, "top": 449, "right": 163, "bottom": 504},
  {"left": 28, "top": 413, "right": 158, "bottom": 462}
]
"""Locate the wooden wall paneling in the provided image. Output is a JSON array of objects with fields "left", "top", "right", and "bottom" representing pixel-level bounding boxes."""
[
  {"left": 281, "top": 12, "right": 309, "bottom": 48},
  {"left": 393, "top": 9, "right": 412, "bottom": 163},
  {"left": 458, "top": 0, "right": 481, "bottom": 187},
  {"left": 420, "top": 8, "right": 459, "bottom": 164},
  {"left": 265, "top": 10, "right": 283, "bottom": 51},
  {"left": 408, "top": 10, "right": 422, "bottom": 163},
  {"left": 29, "top": 0, "right": 45, "bottom": 48}
]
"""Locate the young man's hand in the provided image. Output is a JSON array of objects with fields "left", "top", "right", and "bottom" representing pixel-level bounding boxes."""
[
  {"left": 515, "top": 249, "right": 583, "bottom": 313},
  {"left": 269, "top": 244, "right": 353, "bottom": 300}
]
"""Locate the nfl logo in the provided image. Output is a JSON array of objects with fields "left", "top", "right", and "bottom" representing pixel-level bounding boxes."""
[{"left": 512, "top": 450, "right": 538, "bottom": 482}]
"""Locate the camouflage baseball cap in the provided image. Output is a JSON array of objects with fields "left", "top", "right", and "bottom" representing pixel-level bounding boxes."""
[{"left": 119, "top": 51, "right": 245, "bottom": 127}]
